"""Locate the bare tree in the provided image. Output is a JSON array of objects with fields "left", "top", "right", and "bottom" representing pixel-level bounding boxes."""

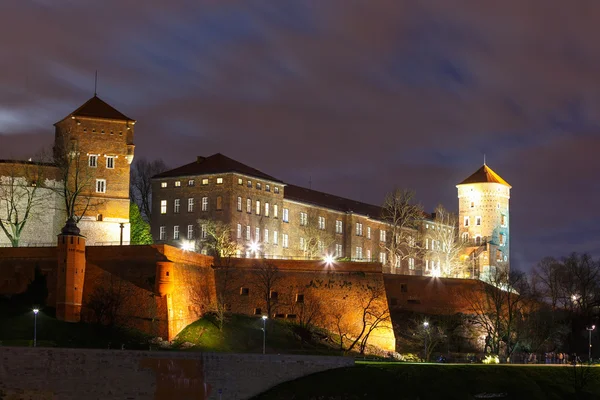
[
  {"left": 197, "top": 219, "right": 241, "bottom": 264},
  {"left": 289, "top": 291, "right": 323, "bottom": 332},
  {"left": 250, "top": 261, "right": 281, "bottom": 318},
  {"left": 299, "top": 219, "right": 336, "bottom": 259},
  {"left": 399, "top": 317, "right": 447, "bottom": 361},
  {"left": 531, "top": 257, "right": 564, "bottom": 311},
  {"left": 86, "top": 273, "right": 135, "bottom": 328},
  {"left": 380, "top": 189, "right": 423, "bottom": 269},
  {"left": 428, "top": 204, "right": 469, "bottom": 278},
  {"left": 130, "top": 158, "right": 167, "bottom": 222},
  {"left": 0, "top": 162, "right": 47, "bottom": 246}
]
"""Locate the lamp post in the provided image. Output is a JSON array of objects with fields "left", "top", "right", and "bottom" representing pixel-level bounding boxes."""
[
  {"left": 262, "top": 315, "right": 268, "bottom": 355},
  {"left": 32, "top": 308, "right": 39, "bottom": 347},
  {"left": 423, "top": 321, "right": 429, "bottom": 362},
  {"left": 587, "top": 325, "right": 596, "bottom": 364}
]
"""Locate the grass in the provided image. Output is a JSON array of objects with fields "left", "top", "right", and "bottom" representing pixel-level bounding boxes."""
[
  {"left": 172, "top": 313, "right": 342, "bottom": 355},
  {"left": 252, "top": 363, "right": 600, "bottom": 400}
]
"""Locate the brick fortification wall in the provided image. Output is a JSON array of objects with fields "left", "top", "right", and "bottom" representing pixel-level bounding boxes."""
[{"left": 0, "top": 347, "right": 353, "bottom": 400}]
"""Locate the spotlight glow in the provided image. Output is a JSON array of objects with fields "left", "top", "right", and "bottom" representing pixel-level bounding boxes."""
[
  {"left": 181, "top": 241, "right": 195, "bottom": 252},
  {"left": 33, "top": 308, "right": 39, "bottom": 315},
  {"left": 324, "top": 255, "right": 335, "bottom": 265},
  {"left": 249, "top": 241, "right": 260, "bottom": 253}
]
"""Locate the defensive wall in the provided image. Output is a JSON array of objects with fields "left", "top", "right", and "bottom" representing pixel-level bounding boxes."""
[{"left": 0, "top": 346, "right": 353, "bottom": 400}]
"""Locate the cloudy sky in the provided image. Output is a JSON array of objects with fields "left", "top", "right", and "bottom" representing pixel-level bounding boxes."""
[{"left": 1, "top": 1, "right": 599, "bottom": 270}]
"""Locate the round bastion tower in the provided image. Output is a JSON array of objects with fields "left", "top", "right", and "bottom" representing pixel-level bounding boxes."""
[{"left": 456, "top": 163, "right": 511, "bottom": 278}]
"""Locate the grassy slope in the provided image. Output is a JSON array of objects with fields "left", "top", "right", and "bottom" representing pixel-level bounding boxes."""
[
  {"left": 173, "top": 314, "right": 341, "bottom": 355},
  {"left": 253, "top": 364, "right": 600, "bottom": 400}
]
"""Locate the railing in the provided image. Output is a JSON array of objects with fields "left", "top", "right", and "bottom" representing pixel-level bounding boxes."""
[{"left": 0, "top": 242, "right": 55, "bottom": 248}]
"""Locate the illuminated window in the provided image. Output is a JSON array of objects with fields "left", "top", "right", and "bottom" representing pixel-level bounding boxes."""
[
  {"left": 366, "top": 227, "right": 371, "bottom": 239},
  {"left": 187, "top": 225, "right": 194, "bottom": 240},
  {"left": 237, "top": 224, "right": 242, "bottom": 239},
  {"left": 318, "top": 216, "right": 325, "bottom": 230},
  {"left": 256, "top": 182, "right": 262, "bottom": 190},
  {"left": 173, "top": 225, "right": 180, "bottom": 240},
  {"left": 96, "top": 179, "right": 106, "bottom": 193},
  {"left": 356, "top": 223, "right": 363, "bottom": 236},
  {"left": 202, "top": 178, "right": 208, "bottom": 185},
  {"left": 161, "top": 182, "right": 167, "bottom": 188},
  {"left": 336, "top": 220, "right": 343, "bottom": 234},
  {"left": 265, "top": 184, "right": 270, "bottom": 192},
  {"left": 273, "top": 231, "right": 278, "bottom": 245},
  {"left": 355, "top": 247, "right": 363, "bottom": 259},
  {"left": 379, "top": 252, "right": 386, "bottom": 264},
  {"left": 237, "top": 197, "right": 242, "bottom": 211},
  {"left": 200, "top": 224, "right": 207, "bottom": 239},
  {"left": 188, "top": 198, "right": 194, "bottom": 212},
  {"left": 238, "top": 178, "right": 243, "bottom": 185},
  {"left": 216, "top": 196, "right": 222, "bottom": 210},
  {"left": 300, "top": 212, "right": 308, "bottom": 226},
  {"left": 160, "top": 200, "right": 167, "bottom": 214},
  {"left": 188, "top": 179, "right": 195, "bottom": 186},
  {"left": 246, "top": 198, "right": 251, "bottom": 213},
  {"left": 264, "top": 228, "right": 269, "bottom": 243},
  {"left": 335, "top": 244, "right": 343, "bottom": 257},
  {"left": 174, "top": 199, "right": 180, "bottom": 213},
  {"left": 282, "top": 234, "right": 289, "bottom": 248},
  {"left": 265, "top": 202, "right": 270, "bottom": 217},
  {"left": 159, "top": 226, "right": 166, "bottom": 240},
  {"left": 106, "top": 156, "right": 115, "bottom": 169},
  {"left": 174, "top": 180, "right": 181, "bottom": 187},
  {"left": 274, "top": 186, "right": 279, "bottom": 194},
  {"left": 380, "top": 230, "right": 386, "bottom": 242},
  {"left": 299, "top": 237, "right": 305, "bottom": 251},
  {"left": 499, "top": 233, "right": 505, "bottom": 246},
  {"left": 408, "top": 258, "right": 415, "bottom": 270},
  {"left": 501, "top": 215, "right": 507, "bottom": 227},
  {"left": 476, "top": 216, "right": 481, "bottom": 226},
  {"left": 247, "top": 180, "right": 252, "bottom": 188},
  {"left": 255, "top": 200, "right": 261, "bottom": 215},
  {"left": 464, "top": 216, "right": 470, "bottom": 227},
  {"left": 274, "top": 204, "right": 279, "bottom": 218},
  {"left": 366, "top": 249, "right": 371, "bottom": 260},
  {"left": 246, "top": 226, "right": 251, "bottom": 241},
  {"left": 89, "top": 155, "right": 97, "bottom": 167},
  {"left": 255, "top": 227, "right": 260, "bottom": 242},
  {"left": 216, "top": 177, "right": 223, "bottom": 184},
  {"left": 283, "top": 208, "right": 289, "bottom": 222},
  {"left": 202, "top": 197, "right": 208, "bottom": 211}
]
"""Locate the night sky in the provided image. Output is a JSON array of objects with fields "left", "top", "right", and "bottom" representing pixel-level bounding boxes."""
[{"left": 1, "top": 1, "right": 599, "bottom": 271}]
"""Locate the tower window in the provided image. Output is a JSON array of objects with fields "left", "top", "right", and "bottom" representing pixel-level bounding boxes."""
[
  {"left": 106, "top": 156, "right": 115, "bottom": 169},
  {"left": 89, "top": 155, "right": 98, "bottom": 168},
  {"left": 95, "top": 179, "right": 106, "bottom": 193},
  {"left": 464, "top": 216, "right": 469, "bottom": 227},
  {"left": 501, "top": 215, "right": 507, "bottom": 227},
  {"left": 476, "top": 216, "right": 481, "bottom": 226},
  {"left": 470, "top": 201, "right": 474, "bottom": 208}
]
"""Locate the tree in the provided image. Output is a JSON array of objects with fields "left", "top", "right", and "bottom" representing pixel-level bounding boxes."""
[
  {"left": 0, "top": 161, "right": 46, "bottom": 246},
  {"left": 129, "top": 202, "right": 153, "bottom": 245},
  {"left": 531, "top": 257, "right": 564, "bottom": 311},
  {"left": 299, "top": 219, "right": 336, "bottom": 259},
  {"left": 130, "top": 158, "right": 167, "bottom": 222},
  {"left": 197, "top": 219, "right": 240, "bottom": 264},
  {"left": 86, "top": 273, "right": 135, "bottom": 328},
  {"left": 250, "top": 261, "right": 281, "bottom": 318},
  {"left": 380, "top": 189, "right": 423, "bottom": 270},
  {"left": 400, "top": 317, "right": 447, "bottom": 361},
  {"left": 428, "top": 204, "right": 469, "bottom": 278}
]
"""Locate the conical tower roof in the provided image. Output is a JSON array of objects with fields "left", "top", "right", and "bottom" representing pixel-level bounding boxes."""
[
  {"left": 457, "top": 164, "right": 511, "bottom": 187},
  {"left": 55, "top": 95, "right": 135, "bottom": 124}
]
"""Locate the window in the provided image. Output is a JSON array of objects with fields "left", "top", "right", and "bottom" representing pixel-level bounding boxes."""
[
  {"left": 238, "top": 178, "right": 243, "bottom": 185},
  {"left": 355, "top": 247, "right": 363, "bottom": 259},
  {"left": 188, "top": 198, "right": 194, "bottom": 212},
  {"left": 299, "top": 237, "right": 305, "bottom": 251},
  {"left": 274, "top": 204, "right": 279, "bottom": 218},
  {"left": 366, "top": 249, "right": 371, "bottom": 261},
  {"left": 174, "top": 199, "right": 180, "bottom": 213},
  {"left": 255, "top": 227, "right": 260, "bottom": 242},
  {"left": 496, "top": 250, "right": 503, "bottom": 262},
  {"left": 400, "top": 284, "right": 407, "bottom": 293},
  {"left": 265, "top": 184, "right": 270, "bottom": 192},
  {"left": 240, "top": 287, "right": 249, "bottom": 296},
  {"left": 159, "top": 226, "right": 166, "bottom": 240},
  {"left": 335, "top": 220, "right": 343, "bottom": 234},
  {"left": 247, "top": 180, "right": 252, "bottom": 188},
  {"left": 501, "top": 215, "right": 507, "bottom": 227},
  {"left": 237, "top": 224, "right": 242, "bottom": 239},
  {"left": 187, "top": 225, "right": 194, "bottom": 240},
  {"left": 173, "top": 225, "right": 180, "bottom": 240},
  {"left": 246, "top": 226, "right": 251, "bottom": 241},
  {"left": 246, "top": 198, "right": 251, "bottom": 213},
  {"left": 274, "top": 186, "right": 279, "bottom": 194},
  {"left": 256, "top": 182, "right": 262, "bottom": 190},
  {"left": 237, "top": 196, "right": 242, "bottom": 212},
  {"left": 265, "top": 203, "right": 270, "bottom": 217},
  {"left": 282, "top": 234, "right": 289, "bottom": 248},
  {"left": 270, "top": 291, "right": 278, "bottom": 300},
  {"left": 499, "top": 233, "right": 505, "bottom": 246},
  {"left": 425, "top": 238, "right": 429, "bottom": 249},
  {"left": 216, "top": 196, "right": 223, "bottom": 210},
  {"left": 356, "top": 222, "right": 363, "bottom": 236},
  {"left": 462, "top": 232, "right": 469, "bottom": 242},
  {"left": 254, "top": 308, "right": 262, "bottom": 315},
  {"left": 380, "top": 230, "right": 386, "bottom": 242},
  {"left": 283, "top": 208, "right": 289, "bottom": 222},
  {"left": 476, "top": 216, "right": 481, "bottom": 226},
  {"left": 367, "top": 226, "right": 371, "bottom": 239},
  {"left": 188, "top": 179, "right": 195, "bottom": 186},
  {"left": 475, "top": 235, "right": 482, "bottom": 245},
  {"left": 106, "top": 156, "right": 115, "bottom": 169},
  {"left": 273, "top": 231, "right": 278, "bottom": 245},
  {"left": 89, "top": 155, "right": 97, "bottom": 167},
  {"left": 300, "top": 212, "right": 308, "bottom": 226},
  {"left": 464, "top": 216, "right": 470, "bottom": 227},
  {"left": 296, "top": 294, "right": 304, "bottom": 303},
  {"left": 335, "top": 244, "right": 343, "bottom": 257},
  {"left": 160, "top": 200, "right": 167, "bottom": 214},
  {"left": 408, "top": 258, "right": 415, "bottom": 270},
  {"left": 318, "top": 216, "right": 325, "bottom": 230},
  {"left": 200, "top": 224, "right": 207, "bottom": 239},
  {"left": 470, "top": 201, "right": 474, "bottom": 208},
  {"left": 202, "top": 197, "right": 208, "bottom": 211},
  {"left": 255, "top": 200, "right": 261, "bottom": 215},
  {"left": 379, "top": 252, "right": 387, "bottom": 264},
  {"left": 174, "top": 180, "right": 180, "bottom": 187},
  {"left": 96, "top": 179, "right": 106, "bottom": 193},
  {"left": 202, "top": 178, "right": 208, "bottom": 185},
  {"left": 216, "top": 177, "right": 223, "bottom": 184},
  {"left": 264, "top": 228, "right": 269, "bottom": 243},
  {"left": 161, "top": 182, "right": 167, "bottom": 188}
]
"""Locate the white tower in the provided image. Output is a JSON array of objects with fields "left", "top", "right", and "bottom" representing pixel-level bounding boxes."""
[{"left": 456, "top": 164, "right": 511, "bottom": 278}]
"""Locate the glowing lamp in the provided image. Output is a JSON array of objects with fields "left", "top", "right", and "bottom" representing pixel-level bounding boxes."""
[
  {"left": 33, "top": 308, "right": 39, "bottom": 315},
  {"left": 423, "top": 321, "right": 429, "bottom": 328},
  {"left": 324, "top": 255, "right": 335, "bottom": 265},
  {"left": 262, "top": 315, "right": 268, "bottom": 320},
  {"left": 249, "top": 242, "right": 260, "bottom": 252},
  {"left": 181, "top": 242, "right": 194, "bottom": 252}
]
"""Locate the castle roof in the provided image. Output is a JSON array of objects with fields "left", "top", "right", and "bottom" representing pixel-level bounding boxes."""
[
  {"left": 57, "top": 95, "right": 135, "bottom": 123},
  {"left": 458, "top": 164, "right": 511, "bottom": 187},
  {"left": 153, "top": 153, "right": 284, "bottom": 183}
]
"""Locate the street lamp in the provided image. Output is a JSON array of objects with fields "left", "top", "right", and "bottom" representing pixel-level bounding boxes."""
[
  {"left": 262, "top": 315, "right": 268, "bottom": 354},
  {"left": 587, "top": 325, "right": 596, "bottom": 363},
  {"left": 423, "top": 321, "right": 429, "bottom": 362},
  {"left": 32, "top": 308, "right": 39, "bottom": 347}
]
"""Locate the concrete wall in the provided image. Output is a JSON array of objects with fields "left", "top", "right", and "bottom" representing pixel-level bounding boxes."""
[{"left": 0, "top": 346, "right": 353, "bottom": 400}]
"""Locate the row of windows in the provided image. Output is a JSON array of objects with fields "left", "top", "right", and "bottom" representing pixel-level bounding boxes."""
[
  {"left": 461, "top": 232, "right": 506, "bottom": 246},
  {"left": 159, "top": 225, "right": 195, "bottom": 241},
  {"left": 237, "top": 178, "right": 280, "bottom": 194},
  {"left": 82, "top": 127, "right": 125, "bottom": 135},
  {"left": 88, "top": 155, "right": 115, "bottom": 169},
  {"left": 160, "top": 197, "right": 223, "bottom": 214},
  {"left": 464, "top": 215, "right": 507, "bottom": 227},
  {"left": 160, "top": 176, "right": 281, "bottom": 194}
]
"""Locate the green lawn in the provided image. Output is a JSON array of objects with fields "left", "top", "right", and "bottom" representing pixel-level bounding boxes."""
[
  {"left": 172, "top": 313, "right": 342, "bottom": 355},
  {"left": 252, "top": 363, "right": 600, "bottom": 400}
]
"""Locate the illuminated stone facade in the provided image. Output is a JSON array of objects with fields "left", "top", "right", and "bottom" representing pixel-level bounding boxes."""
[{"left": 0, "top": 96, "right": 135, "bottom": 246}]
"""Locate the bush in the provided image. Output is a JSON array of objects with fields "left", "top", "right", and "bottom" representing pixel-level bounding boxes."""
[{"left": 482, "top": 354, "right": 500, "bottom": 364}]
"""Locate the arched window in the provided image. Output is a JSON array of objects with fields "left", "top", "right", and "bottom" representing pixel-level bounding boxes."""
[{"left": 475, "top": 235, "right": 481, "bottom": 245}]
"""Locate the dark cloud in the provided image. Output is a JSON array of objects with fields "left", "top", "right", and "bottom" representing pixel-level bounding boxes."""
[{"left": 1, "top": 0, "right": 600, "bottom": 270}]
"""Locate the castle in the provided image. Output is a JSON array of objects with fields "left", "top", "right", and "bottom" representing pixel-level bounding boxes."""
[{"left": 0, "top": 96, "right": 511, "bottom": 353}]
